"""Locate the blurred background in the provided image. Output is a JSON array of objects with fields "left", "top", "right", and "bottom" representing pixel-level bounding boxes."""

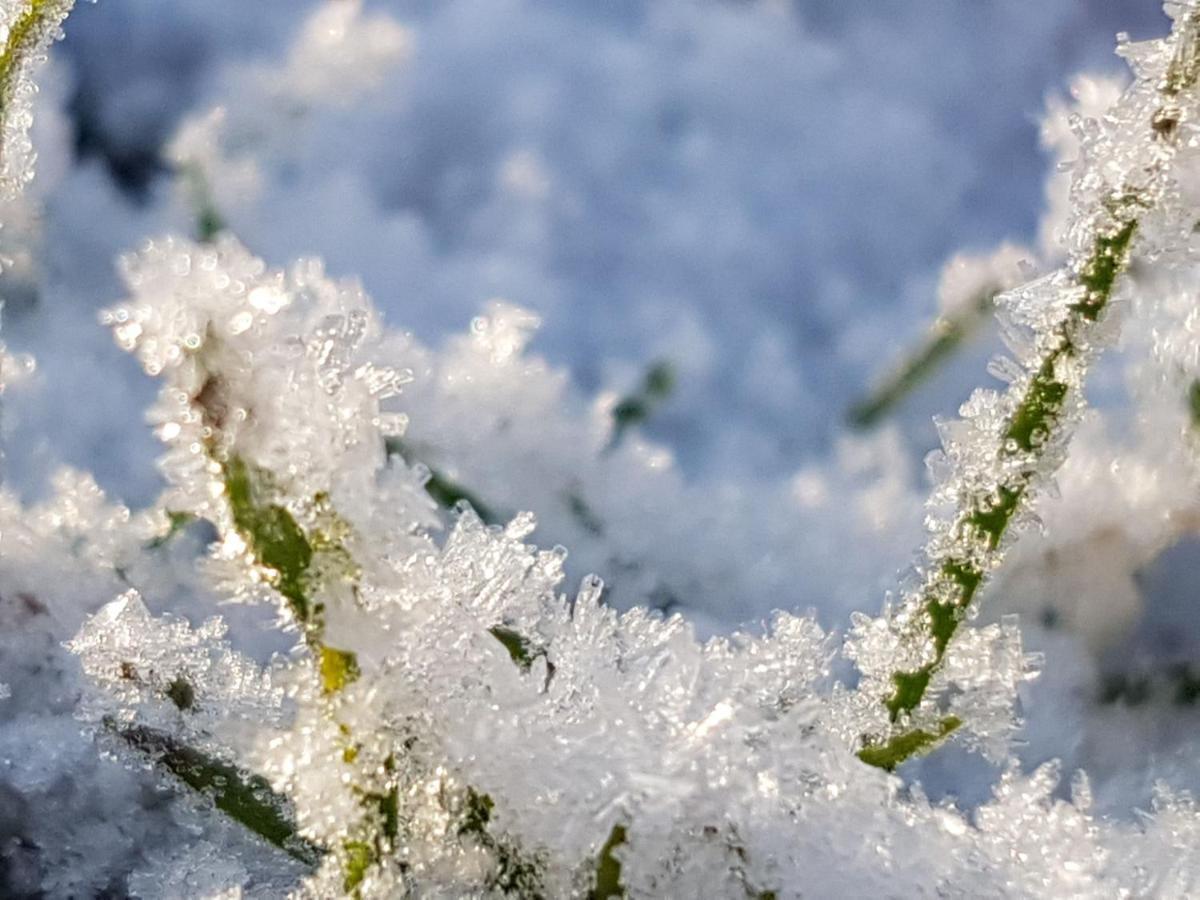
[{"left": 2, "top": 0, "right": 1169, "bottom": 504}]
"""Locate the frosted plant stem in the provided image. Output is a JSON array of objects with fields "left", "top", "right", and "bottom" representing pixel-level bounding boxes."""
[
  {"left": 201, "top": 427, "right": 396, "bottom": 891},
  {"left": 185, "top": 359, "right": 547, "bottom": 896},
  {"left": 858, "top": 6, "right": 1200, "bottom": 771},
  {"left": 223, "top": 459, "right": 548, "bottom": 896},
  {"left": 0, "top": 0, "right": 74, "bottom": 479}
]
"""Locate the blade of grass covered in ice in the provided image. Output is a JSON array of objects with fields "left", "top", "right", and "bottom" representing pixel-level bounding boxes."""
[
  {"left": 192, "top": 356, "right": 543, "bottom": 894},
  {"left": 856, "top": 6, "right": 1200, "bottom": 769},
  {"left": 384, "top": 436, "right": 502, "bottom": 525},
  {"left": 114, "top": 720, "right": 324, "bottom": 866},
  {"left": 217, "top": 452, "right": 416, "bottom": 891},
  {"left": 0, "top": 0, "right": 74, "bottom": 198},
  {"left": 0, "top": 0, "right": 70, "bottom": 115},
  {"left": 857, "top": 206, "right": 1138, "bottom": 767}
]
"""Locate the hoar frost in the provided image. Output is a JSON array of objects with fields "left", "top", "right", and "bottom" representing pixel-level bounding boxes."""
[
  {"left": 10, "top": 0, "right": 1200, "bottom": 897},
  {"left": 848, "top": 1, "right": 1200, "bottom": 766}
]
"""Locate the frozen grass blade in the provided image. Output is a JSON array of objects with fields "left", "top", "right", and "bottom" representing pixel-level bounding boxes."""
[
  {"left": 855, "top": 5, "right": 1200, "bottom": 768},
  {"left": 115, "top": 722, "right": 324, "bottom": 866},
  {"left": 0, "top": 0, "right": 74, "bottom": 199},
  {"left": 609, "top": 360, "right": 675, "bottom": 447}
]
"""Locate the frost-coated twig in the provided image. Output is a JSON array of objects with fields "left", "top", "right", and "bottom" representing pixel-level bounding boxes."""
[{"left": 856, "top": 5, "right": 1200, "bottom": 769}]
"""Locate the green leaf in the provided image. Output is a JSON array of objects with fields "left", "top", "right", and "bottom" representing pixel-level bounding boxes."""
[
  {"left": 884, "top": 668, "right": 933, "bottom": 723},
  {"left": 459, "top": 789, "right": 546, "bottom": 897},
  {"left": 589, "top": 824, "right": 627, "bottom": 900},
  {"left": 857, "top": 716, "right": 962, "bottom": 772},
  {"left": 1004, "top": 356, "right": 1068, "bottom": 453},
  {"left": 459, "top": 788, "right": 495, "bottom": 837},
  {"left": 1071, "top": 219, "right": 1138, "bottom": 319},
  {"left": 375, "top": 785, "right": 400, "bottom": 842},
  {"left": 223, "top": 456, "right": 315, "bottom": 625},
  {"left": 488, "top": 626, "right": 538, "bottom": 671},
  {"left": 116, "top": 722, "right": 322, "bottom": 866},
  {"left": 165, "top": 675, "right": 196, "bottom": 712},
  {"left": 965, "top": 485, "right": 1023, "bottom": 550},
  {"left": 342, "top": 840, "right": 374, "bottom": 893}
]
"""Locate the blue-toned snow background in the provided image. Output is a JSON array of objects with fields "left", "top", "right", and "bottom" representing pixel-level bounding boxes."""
[{"left": 12, "top": 0, "right": 1165, "bottom": 506}]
